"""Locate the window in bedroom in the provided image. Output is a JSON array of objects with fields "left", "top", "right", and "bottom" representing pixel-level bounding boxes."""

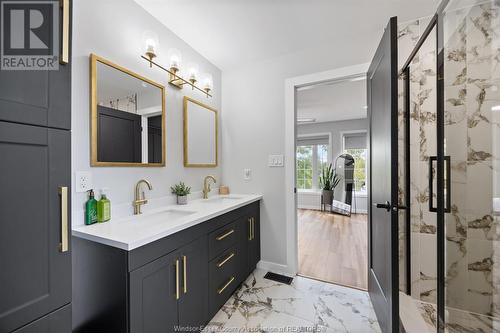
[{"left": 296, "top": 134, "right": 329, "bottom": 190}]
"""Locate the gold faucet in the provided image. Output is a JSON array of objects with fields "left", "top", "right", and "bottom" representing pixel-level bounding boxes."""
[
  {"left": 133, "top": 179, "right": 153, "bottom": 215},
  {"left": 202, "top": 175, "right": 216, "bottom": 199}
]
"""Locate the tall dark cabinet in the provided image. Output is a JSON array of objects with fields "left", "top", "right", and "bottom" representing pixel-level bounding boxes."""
[{"left": 0, "top": 1, "right": 72, "bottom": 332}]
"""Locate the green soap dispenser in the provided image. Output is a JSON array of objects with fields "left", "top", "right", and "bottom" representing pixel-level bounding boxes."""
[
  {"left": 97, "top": 188, "right": 111, "bottom": 223},
  {"left": 85, "top": 189, "right": 98, "bottom": 225}
]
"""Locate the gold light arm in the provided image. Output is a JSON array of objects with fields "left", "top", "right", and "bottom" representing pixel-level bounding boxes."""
[
  {"left": 59, "top": 186, "right": 69, "bottom": 252},
  {"left": 60, "top": 0, "right": 69, "bottom": 64}
]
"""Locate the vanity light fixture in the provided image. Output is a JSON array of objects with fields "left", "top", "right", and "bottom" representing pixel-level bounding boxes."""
[
  {"left": 142, "top": 31, "right": 159, "bottom": 67},
  {"left": 142, "top": 46, "right": 212, "bottom": 97},
  {"left": 202, "top": 73, "right": 213, "bottom": 96}
]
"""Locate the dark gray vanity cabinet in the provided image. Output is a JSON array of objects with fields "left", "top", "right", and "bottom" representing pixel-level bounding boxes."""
[
  {"left": 0, "top": 117, "right": 71, "bottom": 332},
  {"left": 0, "top": 1, "right": 73, "bottom": 329},
  {"left": 129, "top": 236, "right": 208, "bottom": 333},
  {"left": 73, "top": 201, "right": 260, "bottom": 333}
]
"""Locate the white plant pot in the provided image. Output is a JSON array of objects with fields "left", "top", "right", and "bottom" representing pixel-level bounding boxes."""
[{"left": 177, "top": 195, "right": 188, "bottom": 205}]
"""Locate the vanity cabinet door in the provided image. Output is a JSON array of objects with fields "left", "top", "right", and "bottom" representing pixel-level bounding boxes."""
[
  {"left": 247, "top": 207, "right": 261, "bottom": 274},
  {"left": 0, "top": 122, "right": 71, "bottom": 333},
  {"left": 178, "top": 236, "right": 209, "bottom": 330},
  {"left": 129, "top": 252, "right": 179, "bottom": 333},
  {"left": 0, "top": 1, "right": 71, "bottom": 130}
]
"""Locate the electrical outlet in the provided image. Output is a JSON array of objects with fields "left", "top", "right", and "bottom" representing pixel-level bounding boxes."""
[
  {"left": 243, "top": 168, "right": 252, "bottom": 181},
  {"left": 75, "top": 171, "right": 92, "bottom": 193}
]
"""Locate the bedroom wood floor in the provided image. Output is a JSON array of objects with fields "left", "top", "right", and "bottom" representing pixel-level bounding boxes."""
[{"left": 297, "top": 209, "right": 368, "bottom": 290}]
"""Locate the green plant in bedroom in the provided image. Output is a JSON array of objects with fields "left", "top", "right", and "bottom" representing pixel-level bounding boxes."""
[
  {"left": 319, "top": 163, "right": 341, "bottom": 204},
  {"left": 171, "top": 182, "right": 191, "bottom": 205}
]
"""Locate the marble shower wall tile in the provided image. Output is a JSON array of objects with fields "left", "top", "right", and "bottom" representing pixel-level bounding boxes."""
[{"left": 467, "top": 239, "right": 494, "bottom": 315}]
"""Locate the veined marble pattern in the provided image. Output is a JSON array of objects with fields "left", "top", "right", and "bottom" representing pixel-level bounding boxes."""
[
  {"left": 398, "top": 0, "right": 500, "bottom": 324},
  {"left": 204, "top": 269, "right": 380, "bottom": 333}
]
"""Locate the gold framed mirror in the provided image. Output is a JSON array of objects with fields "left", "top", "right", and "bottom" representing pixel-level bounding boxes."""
[
  {"left": 183, "top": 96, "right": 218, "bottom": 167},
  {"left": 90, "top": 53, "right": 166, "bottom": 167}
]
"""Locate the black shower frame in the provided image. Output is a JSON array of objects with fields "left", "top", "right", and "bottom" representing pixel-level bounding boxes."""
[{"left": 399, "top": 0, "right": 449, "bottom": 332}]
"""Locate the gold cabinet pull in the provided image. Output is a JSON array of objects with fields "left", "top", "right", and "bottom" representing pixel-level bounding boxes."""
[
  {"left": 60, "top": 0, "right": 69, "bottom": 64},
  {"left": 248, "top": 218, "right": 252, "bottom": 240},
  {"left": 217, "top": 276, "right": 235, "bottom": 295},
  {"left": 59, "top": 186, "right": 68, "bottom": 252},
  {"left": 175, "top": 259, "right": 180, "bottom": 300},
  {"left": 216, "top": 229, "right": 234, "bottom": 241},
  {"left": 217, "top": 252, "right": 235, "bottom": 268},
  {"left": 251, "top": 217, "right": 255, "bottom": 240},
  {"left": 183, "top": 255, "right": 187, "bottom": 294}
]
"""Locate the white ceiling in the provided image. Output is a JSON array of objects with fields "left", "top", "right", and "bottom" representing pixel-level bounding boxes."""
[
  {"left": 297, "top": 78, "right": 367, "bottom": 123},
  {"left": 134, "top": 0, "right": 438, "bottom": 71}
]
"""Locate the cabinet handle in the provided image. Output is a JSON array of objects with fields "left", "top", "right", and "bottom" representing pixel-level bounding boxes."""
[
  {"left": 59, "top": 186, "right": 68, "bottom": 252},
  {"left": 217, "top": 252, "right": 235, "bottom": 268},
  {"left": 60, "top": 0, "right": 69, "bottom": 64},
  {"left": 216, "top": 229, "right": 234, "bottom": 241},
  {"left": 183, "top": 255, "right": 187, "bottom": 294},
  {"left": 248, "top": 218, "right": 252, "bottom": 240},
  {"left": 217, "top": 276, "right": 235, "bottom": 294},
  {"left": 175, "top": 259, "right": 180, "bottom": 300},
  {"left": 252, "top": 217, "right": 255, "bottom": 240}
]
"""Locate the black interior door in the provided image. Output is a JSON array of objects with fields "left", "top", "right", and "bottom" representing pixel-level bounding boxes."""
[
  {"left": 0, "top": 122, "right": 71, "bottom": 332},
  {"left": 367, "top": 16, "right": 399, "bottom": 333},
  {"left": 147, "top": 115, "right": 162, "bottom": 163},
  {"left": 97, "top": 105, "right": 142, "bottom": 163}
]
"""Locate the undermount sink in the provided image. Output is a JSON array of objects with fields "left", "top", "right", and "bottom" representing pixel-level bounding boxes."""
[
  {"left": 120, "top": 209, "right": 197, "bottom": 223},
  {"left": 202, "top": 196, "right": 243, "bottom": 203}
]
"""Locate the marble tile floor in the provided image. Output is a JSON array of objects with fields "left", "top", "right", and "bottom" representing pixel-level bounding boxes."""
[{"left": 203, "top": 269, "right": 381, "bottom": 333}]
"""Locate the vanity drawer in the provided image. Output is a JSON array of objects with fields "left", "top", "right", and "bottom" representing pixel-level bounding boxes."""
[
  {"left": 208, "top": 221, "right": 237, "bottom": 260},
  {"left": 209, "top": 270, "right": 239, "bottom": 318},
  {"left": 209, "top": 246, "right": 238, "bottom": 289}
]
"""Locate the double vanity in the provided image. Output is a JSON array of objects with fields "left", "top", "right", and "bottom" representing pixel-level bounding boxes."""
[{"left": 72, "top": 194, "right": 261, "bottom": 333}]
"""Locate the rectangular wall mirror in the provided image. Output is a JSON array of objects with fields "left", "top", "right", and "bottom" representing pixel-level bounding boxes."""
[
  {"left": 183, "top": 96, "right": 218, "bottom": 167},
  {"left": 90, "top": 54, "right": 166, "bottom": 166}
]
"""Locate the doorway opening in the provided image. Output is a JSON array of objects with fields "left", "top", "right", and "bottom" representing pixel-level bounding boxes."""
[{"left": 295, "top": 77, "right": 369, "bottom": 290}]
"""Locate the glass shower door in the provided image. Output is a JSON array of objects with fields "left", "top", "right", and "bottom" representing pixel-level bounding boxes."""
[{"left": 443, "top": 0, "right": 500, "bottom": 331}]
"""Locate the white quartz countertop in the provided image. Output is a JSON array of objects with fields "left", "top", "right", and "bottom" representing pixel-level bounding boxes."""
[{"left": 72, "top": 194, "right": 262, "bottom": 251}]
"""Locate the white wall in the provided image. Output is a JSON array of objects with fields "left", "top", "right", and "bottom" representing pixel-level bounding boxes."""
[
  {"left": 221, "top": 46, "right": 370, "bottom": 269},
  {"left": 72, "top": 0, "right": 221, "bottom": 226}
]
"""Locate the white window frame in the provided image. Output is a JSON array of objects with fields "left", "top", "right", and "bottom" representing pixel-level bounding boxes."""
[{"left": 296, "top": 132, "right": 332, "bottom": 191}]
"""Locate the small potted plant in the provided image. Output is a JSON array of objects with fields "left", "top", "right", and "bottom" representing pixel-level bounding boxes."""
[
  {"left": 319, "top": 163, "right": 341, "bottom": 205},
  {"left": 171, "top": 182, "right": 191, "bottom": 205}
]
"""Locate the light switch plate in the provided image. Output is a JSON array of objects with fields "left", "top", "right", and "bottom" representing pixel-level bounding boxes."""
[
  {"left": 75, "top": 171, "right": 92, "bottom": 193},
  {"left": 244, "top": 168, "right": 252, "bottom": 181},
  {"left": 268, "top": 154, "right": 284, "bottom": 167}
]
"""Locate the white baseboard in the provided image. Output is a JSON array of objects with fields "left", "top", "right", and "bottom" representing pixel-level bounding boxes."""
[{"left": 256, "top": 260, "right": 295, "bottom": 277}]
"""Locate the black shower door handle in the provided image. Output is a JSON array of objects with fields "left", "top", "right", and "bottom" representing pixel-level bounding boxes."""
[
  {"left": 374, "top": 201, "right": 391, "bottom": 212},
  {"left": 429, "top": 156, "right": 451, "bottom": 213}
]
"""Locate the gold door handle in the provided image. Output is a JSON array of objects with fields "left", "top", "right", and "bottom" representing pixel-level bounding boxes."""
[
  {"left": 216, "top": 229, "right": 234, "bottom": 241},
  {"left": 60, "top": 0, "right": 69, "bottom": 64},
  {"left": 217, "top": 276, "right": 235, "bottom": 294},
  {"left": 248, "top": 218, "right": 252, "bottom": 240},
  {"left": 217, "top": 252, "right": 235, "bottom": 268},
  {"left": 183, "top": 255, "right": 187, "bottom": 294},
  {"left": 175, "top": 259, "right": 180, "bottom": 300},
  {"left": 59, "top": 186, "right": 68, "bottom": 252}
]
